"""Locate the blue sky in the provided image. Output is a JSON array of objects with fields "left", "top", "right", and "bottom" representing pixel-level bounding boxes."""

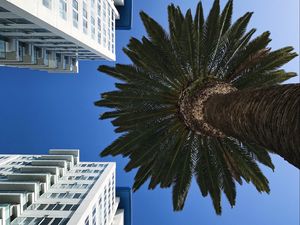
[{"left": 0, "top": 0, "right": 299, "bottom": 225}]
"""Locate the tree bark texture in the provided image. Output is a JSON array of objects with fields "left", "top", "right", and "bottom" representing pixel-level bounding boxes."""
[{"left": 204, "top": 84, "right": 300, "bottom": 169}]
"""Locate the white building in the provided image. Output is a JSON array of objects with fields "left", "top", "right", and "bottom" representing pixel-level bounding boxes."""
[
  {"left": 0, "top": 0, "right": 125, "bottom": 73},
  {"left": 0, "top": 149, "right": 130, "bottom": 225}
]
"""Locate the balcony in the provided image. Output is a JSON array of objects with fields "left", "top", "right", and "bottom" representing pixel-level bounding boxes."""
[{"left": 0, "top": 182, "right": 40, "bottom": 201}]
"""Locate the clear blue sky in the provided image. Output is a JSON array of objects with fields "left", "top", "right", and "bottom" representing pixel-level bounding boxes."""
[{"left": 0, "top": 0, "right": 299, "bottom": 225}]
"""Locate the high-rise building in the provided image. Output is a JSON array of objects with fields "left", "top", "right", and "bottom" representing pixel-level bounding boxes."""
[
  {"left": 0, "top": 0, "right": 130, "bottom": 73},
  {"left": 0, "top": 149, "right": 132, "bottom": 225}
]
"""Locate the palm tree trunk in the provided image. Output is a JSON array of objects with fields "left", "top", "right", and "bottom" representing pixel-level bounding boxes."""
[{"left": 203, "top": 84, "right": 300, "bottom": 169}]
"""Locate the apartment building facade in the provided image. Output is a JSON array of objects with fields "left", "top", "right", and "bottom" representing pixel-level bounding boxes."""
[
  {"left": 0, "top": 0, "right": 128, "bottom": 73},
  {"left": 0, "top": 149, "right": 131, "bottom": 225}
]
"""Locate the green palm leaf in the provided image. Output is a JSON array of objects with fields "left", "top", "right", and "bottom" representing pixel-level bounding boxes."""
[{"left": 96, "top": 0, "right": 298, "bottom": 214}]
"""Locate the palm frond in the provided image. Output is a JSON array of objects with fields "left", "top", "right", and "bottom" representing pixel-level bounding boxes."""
[
  {"left": 96, "top": 0, "right": 298, "bottom": 215},
  {"left": 172, "top": 133, "right": 194, "bottom": 210},
  {"left": 193, "top": 1, "right": 204, "bottom": 76}
]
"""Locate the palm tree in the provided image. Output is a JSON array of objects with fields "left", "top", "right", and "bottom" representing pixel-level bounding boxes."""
[{"left": 95, "top": 0, "right": 299, "bottom": 214}]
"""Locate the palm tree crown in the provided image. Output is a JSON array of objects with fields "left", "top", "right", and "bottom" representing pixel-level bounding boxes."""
[{"left": 95, "top": 0, "right": 297, "bottom": 214}]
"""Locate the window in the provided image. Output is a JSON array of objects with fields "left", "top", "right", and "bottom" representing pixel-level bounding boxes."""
[
  {"left": 51, "top": 218, "right": 63, "bottom": 225},
  {"left": 64, "top": 56, "right": 70, "bottom": 65},
  {"left": 18, "top": 45, "right": 24, "bottom": 61},
  {"left": 53, "top": 204, "right": 63, "bottom": 210},
  {"left": 98, "top": 196, "right": 103, "bottom": 225},
  {"left": 111, "top": 12, "right": 115, "bottom": 53},
  {"left": 12, "top": 217, "right": 70, "bottom": 225},
  {"left": 46, "top": 204, "right": 56, "bottom": 210},
  {"left": 71, "top": 204, "right": 79, "bottom": 210},
  {"left": 83, "top": 0, "right": 88, "bottom": 34},
  {"left": 50, "top": 193, "right": 59, "bottom": 198},
  {"left": 23, "top": 218, "right": 37, "bottom": 224},
  {"left": 66, "top": 192, "right": 74, "bottom": 198},
  {"left": 85, "top": 217, "right": 89, "bottom": 225},
  {"left": 44, "top": 50, "right": 50, "bottom": 65},
  {"left": 107, "top": 6, "right": 111, "bottom": 51},
  {"left": 0, "top": 40, "right": 5, "bottom": 59},
  {"left": 72, "top": 0, "right": 78, "bottom": 9},
  {"left": 97, "top": 17, "right": 101, "bottom": 45},
  {"left": 102, "top": 0, "right": 107, "bottom": 48},
  {"left": 92, "top": 206, "right": 97, "bottom": 225},
  {"left": 72, "top": 0, "right": 79, "bottom": 27},
  {"left": 42, "top": 0, "right": 52, "bottom": 9},
  {"left": 90, "top": 0, "right": 96, "bottom": 39},
  {"left": 37, "top": 204, "right": 47, "bottom": 210},
  {"left": 73, "top": 193, "right": 81, "bottom": 199},
  {"left": 73, "top": 13, "right": 79, "bottom": 28},
  {"left": 63, "top": 204, "right": 72, "bottom": 211},
  {"left": 91, "top": 16, "right": 95, "bottom": 39},
  {"left": 59, "top": 0, "right": 67, "bottom": 20},
  {"left": 58, "top": 193, "right": 66, "bottom": 198},
  {"left": 97, "top": 0, "right": 101, "bottom": 16},
  {"left": 40, "top": 218, "right": 52, "bottom": 224}
]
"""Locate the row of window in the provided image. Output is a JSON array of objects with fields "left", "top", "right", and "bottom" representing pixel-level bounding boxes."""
[
  {"left": 0, "top": 28, "right": 48, "bottom": 33},
  {"left": 80, "top": 163, "right": 107, "bottom": 168},
  {"left": 19, "top": 156, "right": 37, "bottom": 160},
  {"left": 0, "top": 156, "right": 9, "bottom": 160},
  {"left": 8, "top": 161, "right": 30, "bottom": 166},
  {"left": 28, "top": 203, "right": 79, "bottom": 211},
  {"left": 0, "top": 167, "right": 18, "bottom": 172},
  {"left": 0, "top": 175, "right": 8, "bottom": 180},
  {"left": 74, "top": 169, "right": 103, "bottom": 173},
  {"left": 53, "top": 183, "right": 91, "bottom": 189},
  {"left": 43, "top": 192, "right": 86, "bottom": 199},
  {"left": 0, "top": 18, "right": 33, "bottom": 25},
  {"left": 67, "top": 175, "right": 99, "bottom": 181},
  {"left": 12, "top": 217, "right": 69, "bottom": 225}
]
